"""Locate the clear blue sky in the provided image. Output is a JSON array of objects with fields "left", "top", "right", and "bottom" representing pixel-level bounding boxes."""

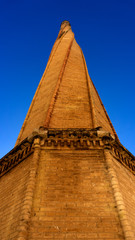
[{"left": 0, "top": 0, "right": 135, "bottom": 157}]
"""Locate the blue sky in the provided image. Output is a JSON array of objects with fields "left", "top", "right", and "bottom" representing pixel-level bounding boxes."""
[{"left": 0, "top": 0, "right": 135, "bottom": 157}]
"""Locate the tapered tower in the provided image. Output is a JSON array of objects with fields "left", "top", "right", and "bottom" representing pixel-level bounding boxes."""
[{"left": 0, "top": 21, "right": 135, "bottom": 240}]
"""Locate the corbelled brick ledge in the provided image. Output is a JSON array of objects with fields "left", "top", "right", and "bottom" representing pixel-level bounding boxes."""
[{"left": 0, "top": 127, "right": 135, "bottom": 178}]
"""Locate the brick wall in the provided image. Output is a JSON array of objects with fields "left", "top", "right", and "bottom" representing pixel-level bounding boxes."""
[
  {"left": 17, "top": 30, "right": 74, "bottom": 144},
  {"left": 88, "top": 77, "right": 115, "bottom": 135},
  {"left": 0, "top": 154, "right": 32, "bottom": 240},
  {"left": 49, "top": 39, "right": 93, "bottom": 128},
  {"left": 112, "top": 157, "right": 135, "bottom": 238},
  {"left": 28, "top": 149, "right": 124, "bottom": 239}
]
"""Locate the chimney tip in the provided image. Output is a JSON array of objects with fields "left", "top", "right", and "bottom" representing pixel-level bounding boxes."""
[{"left": 60, "top": 20, "right": 71, "bottom": 27}]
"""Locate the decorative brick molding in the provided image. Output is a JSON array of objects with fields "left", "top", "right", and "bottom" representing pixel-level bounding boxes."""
[
  {"left": 0, "top": 127, "right": 135, "bottom": 178},
  {"left": 110, "top": 144, "right": 135, "bottom": 174},
  {"left": 28, "top": 127, "right": 108, "bottom": 149},
  {"left": 0, "top": 140, "right": 33, "bottom": 177},
  {"left": 30, "top": 126, "right": 111, "bottom": 139},
  {"left": 100, "top": 133, "right": 135, "bottom": 174}
]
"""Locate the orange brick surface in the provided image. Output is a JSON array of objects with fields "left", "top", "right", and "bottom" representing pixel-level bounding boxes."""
[
  {"left": 0, "top": 154, "right": 33, "bottom": 240},
  {"left": 112, "top": 157, "right": 135, "bottom": 237},
  {"left": 28, "top": 149, "right": 124, "bottom": 239},
  {"left": 16, "top": 21, "right": 117, "bottom": 146}
]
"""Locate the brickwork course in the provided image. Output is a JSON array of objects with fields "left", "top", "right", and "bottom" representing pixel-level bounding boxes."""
[{"left": 0, "top": 21, "right": 135, "bottom": 240}]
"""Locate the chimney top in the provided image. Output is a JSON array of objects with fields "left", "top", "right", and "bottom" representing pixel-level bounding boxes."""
[{"left": 60, "top": 20, "right": 71, "bottom": 27}]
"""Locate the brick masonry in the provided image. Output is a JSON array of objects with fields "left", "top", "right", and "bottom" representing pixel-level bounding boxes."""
[
  {"left": 112, "top": 155, "right": 135, "bottom": 239},
  {"left": 16, "top": 21, "right": 117, "bottom": 146},
  {"left": 28, "top": 148, "right": 124, "bottom": 240},
  {"left": 0, "top": 154, "right": 32, "bottom": 240},
  {"left": 1, "top": 20, "right": 135, "bottom": 240},
  {"left": 0, "top": 132, "right": 135, "bottom": 239}
]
